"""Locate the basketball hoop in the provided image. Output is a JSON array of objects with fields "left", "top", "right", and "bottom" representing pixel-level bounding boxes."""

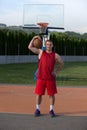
[{"left": 37, "top": 22, "right": 49, "bottom": 35}]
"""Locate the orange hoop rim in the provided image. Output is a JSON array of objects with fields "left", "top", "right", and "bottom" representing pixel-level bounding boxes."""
[{"left": 37, "top": 22, "right": 49, "bottom": 28}]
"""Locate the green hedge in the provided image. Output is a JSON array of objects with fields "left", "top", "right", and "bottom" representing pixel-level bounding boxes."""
[{"left": 0, "top": 28, "right": 87, "bottom": 55}]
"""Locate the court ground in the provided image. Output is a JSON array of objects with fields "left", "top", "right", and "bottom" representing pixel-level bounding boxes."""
[{"left": 0, "top": 84, "right": 87, "bottom": 130}]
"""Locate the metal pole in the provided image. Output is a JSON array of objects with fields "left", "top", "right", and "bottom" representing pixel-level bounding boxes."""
[{"left": 42, "top": 31, "right": 50, "bottom": 50}]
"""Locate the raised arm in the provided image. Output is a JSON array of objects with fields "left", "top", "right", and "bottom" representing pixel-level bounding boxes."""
[{"left": 28, "top": 36, "right": 42, "bottom": 55}]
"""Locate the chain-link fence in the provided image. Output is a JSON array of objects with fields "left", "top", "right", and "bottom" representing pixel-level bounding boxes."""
[
  {"left": 0, "top": 29, "right": 87, "bottom": 56},
  {"left": 0, "top": 43, "right": 87, "bottom": 56}
]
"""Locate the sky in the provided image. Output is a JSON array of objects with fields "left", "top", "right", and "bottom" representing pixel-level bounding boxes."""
[{"left": 0, "top": 0, "right": 87, "bottom": 33}]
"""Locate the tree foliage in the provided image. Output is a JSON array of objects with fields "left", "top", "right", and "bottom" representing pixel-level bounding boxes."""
[{"left": 0, "top": 28, "right": 87, "bottom": 55}]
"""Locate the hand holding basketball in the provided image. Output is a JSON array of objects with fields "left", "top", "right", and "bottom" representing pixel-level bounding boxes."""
[{"left": 33, "top": 36, "right": 42, "bottom": 49}]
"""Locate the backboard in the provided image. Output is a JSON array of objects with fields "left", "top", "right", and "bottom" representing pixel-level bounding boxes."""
[{"left": 23, "top": 4, "right": 64, "bottom": 33}]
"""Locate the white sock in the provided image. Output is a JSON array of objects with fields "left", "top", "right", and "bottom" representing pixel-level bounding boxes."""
[
  {"left": 36, "top": 104, "right": 40, "bottom": 110},
  {"left": 50, "top": 105, "right": 54, "bottom": 111}
]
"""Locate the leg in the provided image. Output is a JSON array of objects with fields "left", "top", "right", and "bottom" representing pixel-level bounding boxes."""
[
  {"left": 36, "top": 95, "right": 42, "bottom": 109},
  {"left": 49, "top": 95, "right": 56, "bottom": 117},
  {"left": 46, "top": 79, "right": 57, "bottom": 117},
  {"left": 34, "top": 95, "right": 42, "bottom": 116},
  {"left": 49, "top": 95, "right": 55, "bottom": 110},
  {"left": 34, "top": 79, "right": 46, "bottom": 116}
]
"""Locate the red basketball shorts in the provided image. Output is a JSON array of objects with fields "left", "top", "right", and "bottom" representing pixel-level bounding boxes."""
[{"left": 35, "top": 78, "right": 57, "bottom": 96}]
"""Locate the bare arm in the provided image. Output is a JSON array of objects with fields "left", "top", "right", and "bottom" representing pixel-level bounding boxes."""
[
  {"left": 28, "top": 36, "right": 42, "bottom": 55},
  {"left": 54, "top": 53, "right": 64, "bottom": 75}
]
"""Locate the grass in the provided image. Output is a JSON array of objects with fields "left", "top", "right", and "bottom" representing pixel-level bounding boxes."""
[
  {"left": 0, "top": 62, "right": 87, "bottom": 86},
  {"left": 56, "top": 62, "right": 87, "bottom": 86}
]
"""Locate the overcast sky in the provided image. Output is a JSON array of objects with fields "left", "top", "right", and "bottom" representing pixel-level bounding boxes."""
[{"left": 0, "top": 0, "right": 87, "bottom": 33}]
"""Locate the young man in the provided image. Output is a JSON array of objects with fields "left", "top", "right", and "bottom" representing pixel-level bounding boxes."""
[{"left": 28, "top": 35, "right": 64, "bottom": 117}]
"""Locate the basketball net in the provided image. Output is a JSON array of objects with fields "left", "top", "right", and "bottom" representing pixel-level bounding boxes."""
[
  {"left": 37, "top": 22, "right": 48, "bottom": 34},
  {"left": 37, "top": 22, "right": 50, "bottom": 47}
]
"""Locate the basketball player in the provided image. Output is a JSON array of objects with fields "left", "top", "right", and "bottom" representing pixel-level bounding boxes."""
[{"left": 28, "top": 35, "right": 64, "bottom": 117}]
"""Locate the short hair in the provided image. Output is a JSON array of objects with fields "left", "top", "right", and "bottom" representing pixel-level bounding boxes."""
[{"left": 45, "top": 40, "right": 53, "bottom": 44}]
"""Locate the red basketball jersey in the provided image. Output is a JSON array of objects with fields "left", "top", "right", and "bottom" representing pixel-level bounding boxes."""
[{"left": 37, "top": 51, "right": 56, "bottom": 80}]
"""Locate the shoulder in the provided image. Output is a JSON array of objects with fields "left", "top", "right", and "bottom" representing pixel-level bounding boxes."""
[
  {"left": 38, "top": 50, "right": 43, "bottom": 59},
  {"left": 55, "top": 53, "right": 62, "bottom": 60},
  {"left": 55, "top": 52, "right": 59, "bottom": 57}
]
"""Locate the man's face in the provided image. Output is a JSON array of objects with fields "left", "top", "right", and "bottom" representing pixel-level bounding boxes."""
[{"left": 45, "top": 41, "right": 53, "bottom": 52}]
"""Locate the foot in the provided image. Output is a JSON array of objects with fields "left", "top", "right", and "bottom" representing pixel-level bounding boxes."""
[
  {"left": 34, "top": 109, "right": 41, "bottom": 117},
  {"left": 49, "top": 110, "right": 55, "bottom": 117}
]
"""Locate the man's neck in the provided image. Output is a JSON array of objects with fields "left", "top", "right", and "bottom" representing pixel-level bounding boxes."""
[{"left": 46, "top": 50, "right": 52, "bottom": 53}]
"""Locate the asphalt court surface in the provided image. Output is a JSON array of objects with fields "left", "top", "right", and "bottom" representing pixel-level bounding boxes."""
[{"left": 0, "top": 113, "right": 87, "bottom": 130}]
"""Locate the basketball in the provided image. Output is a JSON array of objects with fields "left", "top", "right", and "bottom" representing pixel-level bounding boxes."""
[{"left": 33, "top": 38, "right": 42, "bottom": 49}]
